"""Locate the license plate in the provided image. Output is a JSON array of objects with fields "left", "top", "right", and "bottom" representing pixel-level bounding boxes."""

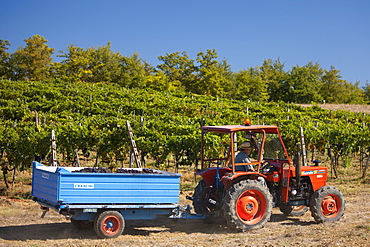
[{"left": 83, "top": 208, "right": 97, "bottom": 213}]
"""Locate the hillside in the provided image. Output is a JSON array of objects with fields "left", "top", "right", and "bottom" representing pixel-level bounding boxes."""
[{"left": 0, "top": 80, "right": 370, "bottom": 176}]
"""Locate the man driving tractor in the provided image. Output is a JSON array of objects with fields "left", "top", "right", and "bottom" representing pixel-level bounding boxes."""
[{"left": 234, "top": 142, "right": 255, "bottom": 172}]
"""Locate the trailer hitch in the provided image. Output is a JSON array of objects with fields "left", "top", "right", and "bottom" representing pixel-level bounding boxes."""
[
  {"left": 40, "top": 206, "right": 49, "bottom": 218},
  {"left": 169, "top": 205, "right": 207, "bottom": 220}
]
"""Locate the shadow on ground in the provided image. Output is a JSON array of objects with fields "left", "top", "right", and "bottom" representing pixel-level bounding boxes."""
[{"left": 0, "top": 213, "right": 316, "bottom": 240}]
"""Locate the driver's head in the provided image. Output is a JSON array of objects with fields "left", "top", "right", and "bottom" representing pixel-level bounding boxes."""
[{"left": 240, "top": 142, "right": 252, "bottom": 153}]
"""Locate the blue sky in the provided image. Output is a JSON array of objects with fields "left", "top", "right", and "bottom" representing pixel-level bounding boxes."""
[{"left": 1, "top": 0, "right": 369, "bottom": 87}]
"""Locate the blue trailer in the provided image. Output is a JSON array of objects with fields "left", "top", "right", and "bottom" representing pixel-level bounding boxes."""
[{"left": 31, "top": 161, "right": 196, "bottom": 238}]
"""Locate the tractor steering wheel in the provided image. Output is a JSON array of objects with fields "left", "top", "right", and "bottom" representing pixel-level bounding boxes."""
[{"left": 260, "top": 161, "right": 271, "bottom": 173}]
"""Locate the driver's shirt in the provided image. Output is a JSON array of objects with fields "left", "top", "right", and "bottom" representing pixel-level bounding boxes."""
[{"left": 234, "top": 152, "right": 253, "bottom": 171}]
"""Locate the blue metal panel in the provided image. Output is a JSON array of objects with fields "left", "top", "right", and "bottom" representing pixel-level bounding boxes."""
[
  {"left": 32, "top": 162, "right": 181, "bottom": 205},
  {"left": 32, "top": 162, "right": 59, "bottom": 204}
]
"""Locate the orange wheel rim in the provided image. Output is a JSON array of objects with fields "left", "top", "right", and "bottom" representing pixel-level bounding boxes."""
[
  {"left": 236, "top": 189, "right": 266, "bottom": 225},
  {"left": 321, "top": 194, "right": 340, "bottom": 218},
  {"left": 102, "top": 215, "right": 121, "bottom": 235}
]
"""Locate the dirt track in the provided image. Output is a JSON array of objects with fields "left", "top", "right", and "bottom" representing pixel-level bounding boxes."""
[
  {"left": 298, "top": 104, "right": 370, "bottom": 113},
  {"left": 1, "top": 187, "right": 369, "bottom": 247}
]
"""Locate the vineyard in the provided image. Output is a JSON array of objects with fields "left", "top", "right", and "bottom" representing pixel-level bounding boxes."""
[{"left": 1, "top": 79, "right": 370, "bottom": 184}]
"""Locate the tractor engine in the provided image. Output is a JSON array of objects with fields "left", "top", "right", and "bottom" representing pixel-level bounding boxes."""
[{"left": 287, "top": 177, "right": 312, "bottom": 206}]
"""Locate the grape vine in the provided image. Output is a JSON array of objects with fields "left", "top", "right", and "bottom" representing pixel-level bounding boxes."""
[{"left": 0, "top": 80, "right": 369, "bottom": 179}]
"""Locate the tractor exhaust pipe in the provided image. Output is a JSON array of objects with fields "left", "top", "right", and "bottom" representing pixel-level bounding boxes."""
[
  {"left": 296, "top": 127, "right": 307, "bottom": 190},
  {"left": 295, "top": 147, "right": 301, "bottom": 189},
  {"left": 300, "top": 127, "right": 307, "bottom": 167}
]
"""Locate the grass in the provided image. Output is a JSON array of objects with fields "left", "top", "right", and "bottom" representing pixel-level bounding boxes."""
[
  {"left": 0, "top": 170, "right": 33, "bottom": 199},
  {"left": 0, "top": 205, "right": 25, "bottom": 218}
]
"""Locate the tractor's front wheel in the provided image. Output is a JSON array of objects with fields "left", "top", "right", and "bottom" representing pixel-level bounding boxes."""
[
  {"left": 310, "top": 186, "right": 345, "bottom": 223},
  {"left": 222, "top": 180, "right": 273, "bottom": 231}
]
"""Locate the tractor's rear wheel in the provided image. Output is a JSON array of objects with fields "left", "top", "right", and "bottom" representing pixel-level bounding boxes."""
[
  {"left": 94, "top": 211, "right": 125, "bottom": 239},
  {"left": 310, "top": 186, "right": 345, "bottom": 223},
  {"left": 222, "top": 180, "right": 273, "bottom": 231},
  {"left": 279, "top": 205, "right": 308, "bottom": 217}
]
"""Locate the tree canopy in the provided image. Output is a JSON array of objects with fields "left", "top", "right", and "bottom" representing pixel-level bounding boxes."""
[{"left": 0, "top": 35, "right": 367, "bottom": 104}]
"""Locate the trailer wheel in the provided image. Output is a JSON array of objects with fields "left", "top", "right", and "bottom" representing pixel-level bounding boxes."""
[
  {"left": 222, "top": 180, "right": 272, "bottom": 231},
  {"left": 71, "top": 218, "right": 93, "bottom": 229},
  {"left": 310, "top": 186, "right": 345, "bottom": 223},
  {"left": 94, "top": 211, "right": 125, "bottom": 239},
  {"left": 279, "top": 205, "right": 308, "bottom": 217}
]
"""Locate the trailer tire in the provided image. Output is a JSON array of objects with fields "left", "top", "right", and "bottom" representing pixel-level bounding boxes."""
[
  {"left": 310, "top": 186, "right": 345, "bottom": 223},
  {"left": 222, "top": 180, "right": 272, "bottom": 231},
  {"left": 94, "top": 211, "right": 125, "bottom": 239},
  {"left": 71, "top": 218, "right": 93, "bottom": 229},
  {"left": 279, "top": 205, "right": 308, "bottom": 217}
]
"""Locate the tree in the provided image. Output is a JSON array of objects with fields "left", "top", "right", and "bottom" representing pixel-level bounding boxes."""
[
  {"left": 233, "top": 68, "right": 268, "bottom": 102},
  {"left": 9, "top": 35, "right": 54, "bottom": 81},
  {"left": 87, "top": 42, "right": 122, "bottom": 83},
  {"left": 363, "top": 82, "right": 370, "bottom": 104},
  {"left": 321, "top": 66, "right": 346, "bottom": 103},
  {"left": 321, "top": 67, "right": 366, "bottom": 104},
  {"left": 157, "top": 49, "right": 233, "bottom": 97},
  {"left": 283, "top": 62, "right": 324, "bottom": 103},
  {"left": 54, "top": 43, "right": 151, "bottom": 85},
  {"left": 157, "top": 51, "right": 196, "bottom": 91},
  {"left": 145, "top": 70, "right": 170, "bottom": 91},
  {"left": 53, "top": 44, "right": 93, "bottom": 83},
  {"left": 118, "top": 52, "right": 153, "bottom": 88},
  {"left": 337, "top": 81, "right": 366, "bottom": 104},
  {"left": 257, "top": 59, "right": 287, "bottom": 102},
  {"left": 0, "top": 39, "right": 10, "bottom": 79},
  {"left": 193, "top": 49, "right": 233, "bottom": 97}
]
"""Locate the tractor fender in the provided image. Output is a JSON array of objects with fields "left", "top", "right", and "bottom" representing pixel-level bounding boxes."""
[{"left": 221, "top": 172, "right": 267, "bottom": 190}]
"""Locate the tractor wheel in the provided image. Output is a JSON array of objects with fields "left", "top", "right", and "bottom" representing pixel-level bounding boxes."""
[
  {"left": 310, "top": 186, "right": 345, "bottom": 223},
  {"left": 279, "top": 205, "right": 308, "bottom": 217},
  {"left": 94, "top": 211, "right": 125, "bottom": 239},
  {"left": 192, "top": 179, "right": 208, "bottom": 214},
  {"left": 222, "top": 180, "right": 273, "bottom": 231},
  {"left": 71, "top": 218, "right": 93, "bottom": 229}
]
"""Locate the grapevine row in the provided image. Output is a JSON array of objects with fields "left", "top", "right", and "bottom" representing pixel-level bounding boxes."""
[{"left": 0, "top": 80, "right": 369, "bottom": 176}]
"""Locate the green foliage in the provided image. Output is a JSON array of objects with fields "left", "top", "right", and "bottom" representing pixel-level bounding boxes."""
[
  {"left": 8, "top": 35, "right": 54, "bottom": 81},
  {"left": 1, "top": 35, "right": 367, "bottom": 103},
  {"left": 283, "top": 62, "right": 324, "bottom": 103},
  {"left": 194, "top": 49, "right": 233, "bottom": 97},
  {"left": 157, "top": 51, "right": 196, "bottom": 91},
  {"left": 321, "top": 67, "right": 366, "bottom": 104},
  {"left": 258, "top": 58, "right": 287, "bottom": 102},
  {"left": 0, "top": 39, "right": 11, "bottom": 79},
  {"left": 0, "top": 35, "right": 369, "bottom": 177},
  {"left": 234, "top": 68, "right": 269, "bottom": 102},
  {"left": 0, "top": 79, "right": 369, "bottom": 176},
  {"left": 363, "top": 83, "right": 370, "bottom": 103},
  {"left": 118, "top": 52, "right": 153, "bottom": 88}
]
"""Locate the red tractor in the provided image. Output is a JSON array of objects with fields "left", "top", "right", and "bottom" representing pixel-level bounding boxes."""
[{"left": 191, "top": 121, "right": 345, "bottom": 231}]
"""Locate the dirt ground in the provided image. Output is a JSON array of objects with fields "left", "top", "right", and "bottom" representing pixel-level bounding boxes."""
[
  {"left": 0, "top": 180, "right": 369, "bottom": 247},
  {"left": 1, "top": 104, "right": 369, "bottom": 246}
]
